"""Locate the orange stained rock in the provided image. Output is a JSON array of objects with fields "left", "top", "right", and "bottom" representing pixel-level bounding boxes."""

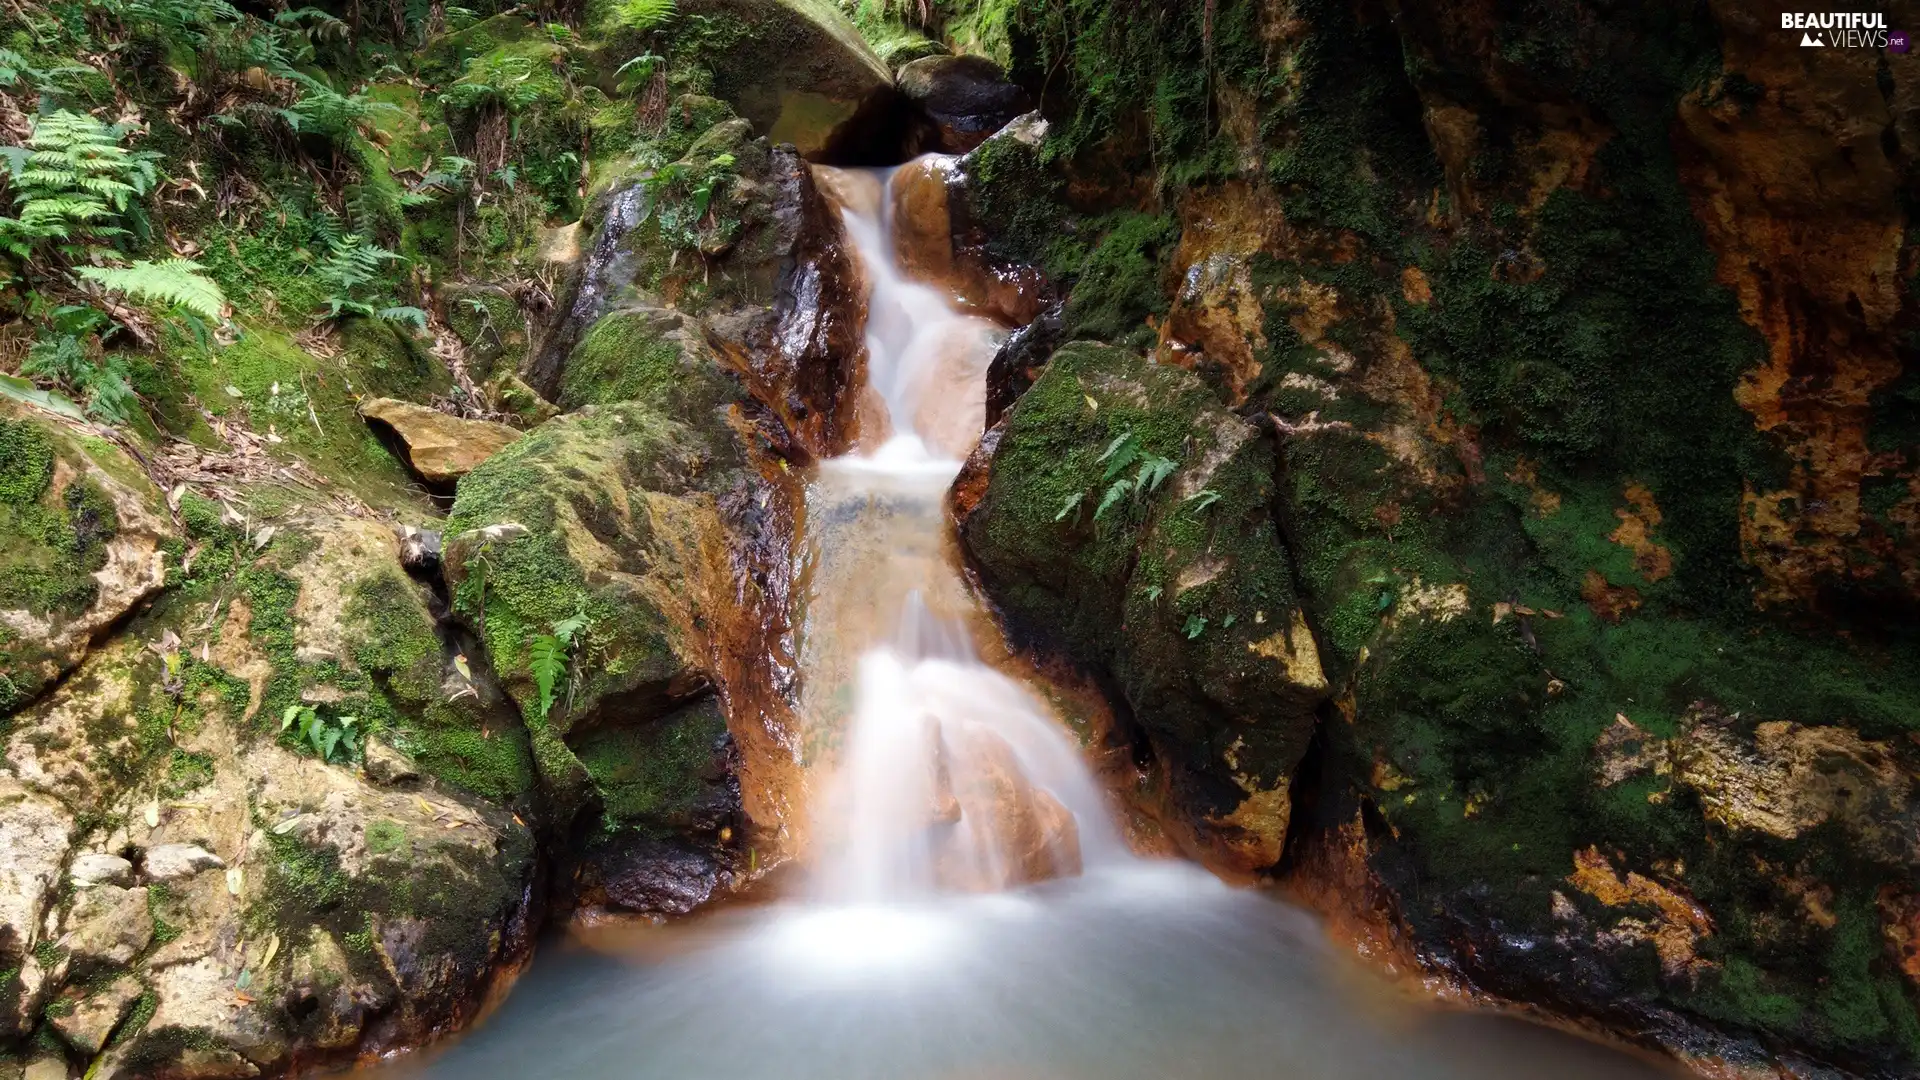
[
  {"left": 1568, "top": 846, "right": 1713, "bottom": 979},
  {"left": 1607, "top": 483, "right": 1673, "bottom": 583}
]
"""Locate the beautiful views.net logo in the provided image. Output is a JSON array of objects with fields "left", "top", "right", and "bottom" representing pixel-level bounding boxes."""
[{"left": 1782, "top": 11, "right": 1894, "bottom": 47}]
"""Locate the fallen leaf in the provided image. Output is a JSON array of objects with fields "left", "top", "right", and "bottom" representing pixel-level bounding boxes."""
[
  {"left": 260, "top": 933, "right": 281, "bottom": 968},
  {"left": 1492, "top": 602, "right": 1512, "bottom": 625},
  {"left": 224, "top": 385, "right": 244, "bottom": 398},
  {"left": 252, "top": 525, "right": 276, "bottom": 550},
  {"left": 168, "top": 483, "right": 187, "bottom": 511},
  {"left": 144, "top": 803, "right": 160, "bottom": 828},
  {"left": 1084, "top": 395, "right": 1098, "bottom": 412},
  {"left": 226, "top": 867, "right": 244, "bottom": 895}
]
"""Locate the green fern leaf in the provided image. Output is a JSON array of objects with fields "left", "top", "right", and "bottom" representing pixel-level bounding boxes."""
[
  {"left": 529, "top": 634, "right": 567, "bottom": 718},
  {"left": 76, "top": 259, "right": 227, "bottom": 320}
]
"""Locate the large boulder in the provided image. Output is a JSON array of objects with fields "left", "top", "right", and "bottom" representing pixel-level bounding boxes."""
[
  {"left": 957, "top": 342, "right": 1327, "bottom": 871},
  {"left": 0, "top": 405, "right": 173, "bottom": 715},
  {"left": 897, "top": 55, "right": 1033, "bottom": 155},
  {"left": 0, "top": 499, "right": 542, "bottom": 1074},
  {"left": 675, "top": 0, "right": 896, "bottom": 161},
  {"left": 528, "top": 108, "right": 867, "bottom": 457},
  {"left": 443, "top": 342, "right": 806, "bottom": 908},
  {"left": 359, "top": 399, "right": 522, "bottom": 486}
]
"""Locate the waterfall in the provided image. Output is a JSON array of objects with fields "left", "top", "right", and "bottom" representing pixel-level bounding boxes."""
[{"left": 804, "top": 159, "right": 1120, "bottom": 902}]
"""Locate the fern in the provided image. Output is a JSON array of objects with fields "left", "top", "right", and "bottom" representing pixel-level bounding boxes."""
[
  {"left": 281, "top": 704, "right": 362, "bottom": 763},
  {"left": 528, "top": 609, "right": 591, "bottom": 721},
  {"left": 77, "top": 259, "right": 227, "bottom": 321},
  {"left": 21, "top": 331, "right": 138, "bottom": 424},
  {"left": 0, "top": 111, "right": 161, "bottom": 261},
  {"left": 528, "top": 636, "right": 567, "bottom": 719},
  {"left": 375, "top": 305, "right": 428, "bottom": 330},
  {"left": 615, "top": 0, "right": 677, "bottom": 32}
]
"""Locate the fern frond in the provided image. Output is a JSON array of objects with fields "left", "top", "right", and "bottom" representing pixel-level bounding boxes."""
[
  {"left": 77, "top": 259, "right": 227, "bottom": 320},
  {"left": 376, "top": 305, "right": 428, "bottom": 330},
  {"left": 614, "top": 0, "right": 676, "bottom": 32}
]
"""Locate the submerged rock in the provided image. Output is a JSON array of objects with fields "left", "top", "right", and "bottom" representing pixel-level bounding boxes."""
[{"left": 933, "top": 722, "right": 1082, "bottom": 890}]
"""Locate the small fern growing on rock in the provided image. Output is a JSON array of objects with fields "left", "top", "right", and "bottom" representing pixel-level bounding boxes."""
[{"left": 529, "top": 608, "right": 590, "bottom": 721}]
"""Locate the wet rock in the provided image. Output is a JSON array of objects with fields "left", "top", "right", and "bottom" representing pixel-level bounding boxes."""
[
  {"left": 50, "top": 973, "right": 141, "bottom": 1055},
  {"left": 984, "top": 302, "right": 1063, "bottom": 429},
  {"left": 1673, "top": 3, "right": 1920, "bottom": 612},
  {"left": 60, "top": 884, "right": 152, "bottom": 970},
  {"left": 1672, "top": 705, "right": 1918, "bottom": 867},
  {"left": 1153, "top": 182, "right": 1294, "bottom": 404},
  {"left": 898, "top": 55, "right": 1032, "bottom": 155},
  {"left": 393, "top": 523, "right": 442, "bottom": 572},
  {"left": 885, "top": 154, "right": 1047, "bottom": 327},
  {"left": 443, "top": 380, "right": 806, "bottom": 881},
  {"left": 359, "top": 398, "right": 523, "bottom": 485},
  {"left": 143, "top": 842, "right": 226, "bottom": 881},
  {"left": 933, "top": 723, "right": 1081, "bottom": 890},
  {"left": 587, "top": 838, "right": 725, "bottom": 917},
  {"left": 676, "top": 0, "right": 894, "bottom": 161},
  {"left": 959, "top": 342, "right": 1326, "bottom": 872},
  {"left": 0, "top": 403, "right": 174, "bottom": 713},
  {"left": 69, "top": 852, "right": 133, "bottom": 888},
  {"left": 533, "top": 117, "right": 863, "bottom": 457}
]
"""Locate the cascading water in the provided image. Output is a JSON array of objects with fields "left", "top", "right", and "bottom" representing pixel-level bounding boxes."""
[
  {"left": 374, "top": 159, "right": 1682, "bottom": 1080},
  {"left": 802, "top": 162, "right": 1118, "bottom": 903}
]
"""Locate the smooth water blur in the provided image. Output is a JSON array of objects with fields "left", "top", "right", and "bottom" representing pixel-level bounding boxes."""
[
  {"left": 366, "top": 164, "right": 1684, "bottom": 1080},
  {"left": 376, "top": 863, "right": 1678, "bottom": 1080}
]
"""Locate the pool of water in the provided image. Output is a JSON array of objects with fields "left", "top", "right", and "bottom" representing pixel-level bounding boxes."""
[{"left": 369, "top": 862, "right": 1679, "bottom": 1080}]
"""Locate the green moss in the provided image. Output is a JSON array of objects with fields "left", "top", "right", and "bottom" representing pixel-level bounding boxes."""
[
  {"left": 557, "top": 308, "right": 740, "bottom": 414},
  {"left": 1058, "top": 212, "right": 1177, "bottom": 349},
  {"left": 364, "top": 818, "right": 408, "bottom": 856},
  {"left": 0, "top": 417, "right": 118, "bottom": 618},
  {"left": 171, "top": 324, "right": 432, "bottom": 510},
  {"left": 574, "top": 696, "right": 727, "bottom": 832},
  {"left": 968, "top": 342, "right": 1318, "bottom": 810}
]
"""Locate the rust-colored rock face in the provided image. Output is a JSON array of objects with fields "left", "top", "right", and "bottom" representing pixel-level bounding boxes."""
[
  {"left": 931, "top": 722, "right": 1083, "bottom": 891},
  {"left": 886, "top": 154, "right": 1049, "bottom": 328},
  {"left": 1675, "top": 5, "right": 1920, "bottom": 610}
]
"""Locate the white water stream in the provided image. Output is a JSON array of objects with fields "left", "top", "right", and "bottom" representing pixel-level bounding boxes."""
[{"left": 373, "top": 161, "right": 1681, "bottom": 1080}]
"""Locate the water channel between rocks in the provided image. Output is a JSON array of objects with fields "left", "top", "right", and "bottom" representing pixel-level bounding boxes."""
[{"left": 365, "top": 160, "right": 1684, "bottom": 1080}]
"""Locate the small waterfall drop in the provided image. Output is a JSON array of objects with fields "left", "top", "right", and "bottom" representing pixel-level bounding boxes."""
[{"left": 804, "top": 159, "right": 1118, "bottom": 903}]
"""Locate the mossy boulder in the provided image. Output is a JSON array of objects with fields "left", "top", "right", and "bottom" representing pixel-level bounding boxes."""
[
  {"left": 555, "top": 306, "right": 738, "bottom": 416},
  {"left": 958, "top": 342, "right": 1327, "bottom": 870},
  {"left": 0, "top": 405, "right": 174, "bottom": 716},
  {"left": 440, "top": 388, "right": 755, "bottom": 804},
  {"left": 564, "top": 694, "right": 743, "bottom": 917},
  {"left": 532, "top": 116, "right": 864, "bottom": 455},
  {"left": 674, "top": 0, "right": 896, "bottom": 160}
]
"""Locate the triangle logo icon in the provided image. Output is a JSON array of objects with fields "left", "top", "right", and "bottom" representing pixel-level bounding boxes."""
[{"left": 1801, "top": 31, "right": 1824, "bottom": 46}]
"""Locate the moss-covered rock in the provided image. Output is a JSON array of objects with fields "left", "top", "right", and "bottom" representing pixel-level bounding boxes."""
[
  {"left": 532, "top": 114, "right": 864, "bottom": 455},
  {"left": 0, "top": 405, "right": 174, "bottom": 716},
  {"left": 959, "top": 342, "right": 1326, "bottom": 870},
  {"left": 555, "top": 306, "right": 738, "bottom": 416},
  {"left": 673, "top": 0, "right": 895, "bottom": 160}
]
